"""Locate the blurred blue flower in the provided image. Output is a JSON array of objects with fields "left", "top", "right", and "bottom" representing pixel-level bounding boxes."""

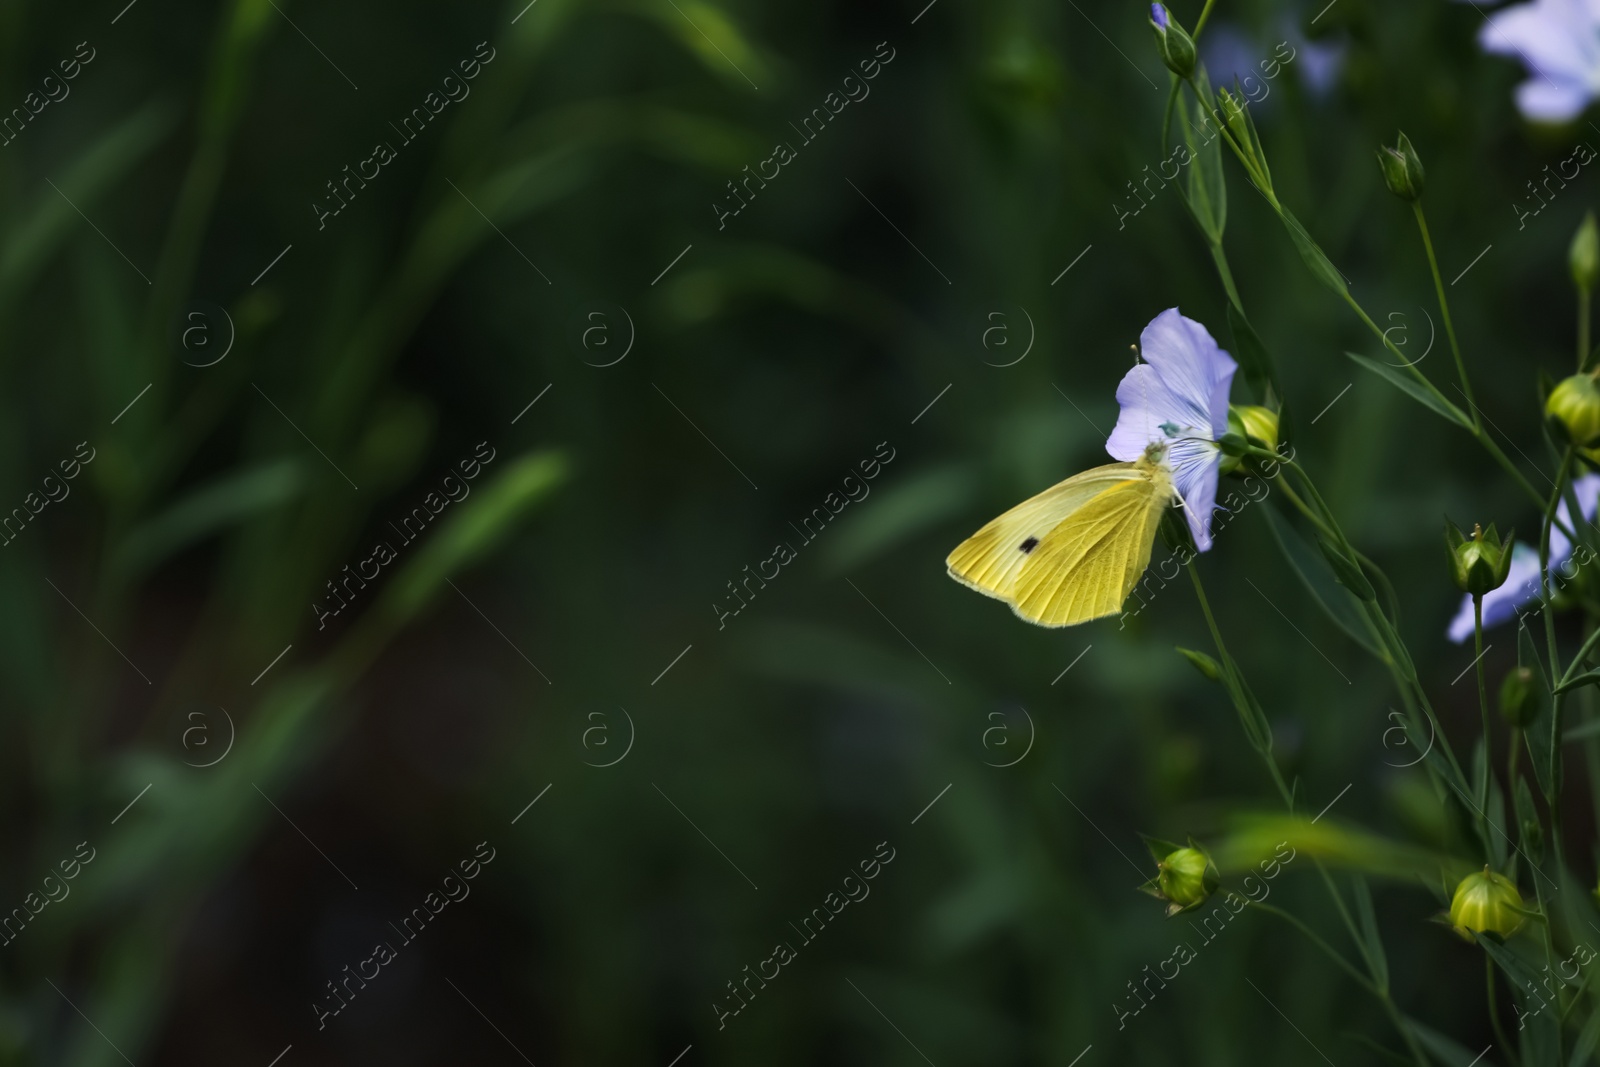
[
  {"left": 1106, "top": 309, "right": 1237, "bottom": 551},
  {"left": 1151, "top": 3, "right": 1169, "bottom": 30},
  {"left": 1198, "top": 18, "right": 1345, "bottom": 106},
  {"left": 1447, "top": 473, "right": 1600, "bottom": 642},
  {"left": 1477, "top": 0, "right": 1600, "bottom": 122},
  {"left": 1291, "top": 28, "right": 1346, "bottom": 99},
  {"left": 1200, "top": 23, "right": 1262, "bottom": 92}
]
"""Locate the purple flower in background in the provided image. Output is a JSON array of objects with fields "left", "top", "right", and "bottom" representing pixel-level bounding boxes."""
[
  {"left": 1151, "top": 4, "right": 1169, "bottom": 30},
  {"left": 1477, "top": 0, "right": 1600, "bottom": 122},
  {"left": 1447, "top": 474, "right": 1600, "bottom": 642},
  {"left": 1106, "top": 309, "right": 1238, "bottom": 552},
  {"left": 1200, "top": 23, "right": 1262, "bottom": 91},
  {"left": 1198, "top": 19, "right": 1346, "bottom": 107},
  {"left": 1289, "top": 27, "right": 1346, "bottom": 98}
]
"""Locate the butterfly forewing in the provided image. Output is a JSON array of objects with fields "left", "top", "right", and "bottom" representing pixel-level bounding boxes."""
[
  {"left": 1009, "top": 473, "right": 1166, "bottom": 626},
  {"left": 945, "top": 463, "right": 1143, "bottom": 602}
]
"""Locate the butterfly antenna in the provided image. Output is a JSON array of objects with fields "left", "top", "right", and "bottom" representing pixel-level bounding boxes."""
[{"left": 1130, "top": 342, "right": 1152, "bottom": 445}]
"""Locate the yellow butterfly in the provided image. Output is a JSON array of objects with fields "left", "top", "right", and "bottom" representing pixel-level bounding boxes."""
[{"left": 945, "top": 444, "right": 1175, "bottom": 627}]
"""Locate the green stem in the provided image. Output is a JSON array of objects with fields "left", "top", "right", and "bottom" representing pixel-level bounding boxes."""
[
  {"left": 1475, "top": 595, "right": 1491, "bottom": 814},
  {"left": 1541, "top": 448, "right": 1575, "bottom": 870},
  {"left": 1188, "top": 62, "right": 1553, "bottom": 519},
  {"left": 1581, "top": 289, "right": 1591, "bottom": 370},
  {"left": 1582, "top": 620, "right": 1600, "bottom": 835},
  {"left": 1190, "top": 564, "right": 1432, "bottom": 1066},
  {"left": 1209, "top": 241, "right": 1245, "bottom": 313},
  {"left": 1266, "top": 451, "right": 1481, "bottom": 842},
  {"left": 1186, "top": 562, "right": 1294, "bottom": 806},
  {"left": 1509, "top": 726, "right": 1521, "bottom": 804},
  {"left": 1411, "top": 201, "right": 1479, "bottom": 432},
  {"left": 1272, "top": 477, "right": 1403, "bottom": 624},
  {"left": 1487, "top": 956, "right": 1522, "bottom": 1067},
  {"left": 1558, "top": 619, "right": 1600, "bottom": 688},
  {"left": 1247, "top": 901, "right": 1376, "bottom": 994}
]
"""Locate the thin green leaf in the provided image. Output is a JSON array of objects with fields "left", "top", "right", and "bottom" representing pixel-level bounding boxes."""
[
  {"left": 1176, "top": 646, "right": 1224, "bottom": 684},
  {"left": 1226, "top": 302, "right": 1278, "bottom": 404},
  {"left": 111, "top": 460, "right": 305, "bottom": 578},
  {"left": 1260, "top": 503, "right": 1382, "bottom": 656},
  {"left": 1346, "top": 352, "right": 1473, "bottom": 430},
  {"left": 1350, "top": 875, "right": 1390, "bottom": 994},
  {"left": 1514, "top": 777, "right": 1544, "bottom": 869},
  {"left": 377, "top": 450, "right": 568, "bottom": 623},
  {"left": 1570, "top": 1009, "right": 1600, "bottom": 1067},
  {"left": 1520, "top": 619, "right": 1550, "bottom": 691},
  {"left": 1555, "top": 669, "right": 1600, "bottom": 695},
  {"left": 1478, "top": 933, "right": 1550, "bottom": 1000},
  {"left": 1483, "top": 749, "right": 1509, "bottom": 870},
  {"left": 1278, "top": 206, "right": 1347, "bottom": 297},
  {"left": 1180, "top": 95, "right": 1225, "bottom": 243},
  {"left": 1525, "top": 627, "right": 1556, "bottom": 799},
  {"left": 1405, "top": 1015, "right": 1500, "bottom": 1067},
  {"left": 0, "top": 101, "right": 176, "bottom": 296}
]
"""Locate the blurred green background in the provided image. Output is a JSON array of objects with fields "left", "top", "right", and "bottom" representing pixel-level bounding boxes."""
[{"left": 0, "top": 0, "right": 1589, "bottom": 1062}]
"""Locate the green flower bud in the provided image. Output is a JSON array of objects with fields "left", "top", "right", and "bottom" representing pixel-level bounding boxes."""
[
  {"left": 1155, "top": 847, "right": 1218, "bottom": 915},
  {"left": 1217, "top": 88, "right": 1250, "bottom": 147},
  {"left": 1499, "top": 666, "right": 1541, "bottom": 728},
  {"left": 1219, "top": 406, "right": 1280, "bottom": 476},
  {"left": 1449, "top": 867, "right": 1526, "bottom": 941},
  {"left": 1444, "top": 521, "right": 1516, "bottom": 597},
  {"left": 1573, "top": 210, "right": 1600, "bottom": 296},
  {"left": 1376, "top": 132, "right": 1425, "bottom": 202},
  {"left": 1548, "top": 373, "right": 1600, "bottom": 447},
  {"left": 1148, "top": 4, "right": 1197, "bottom": 80},
  {"left": 1229, "top": 405, "right": 1279, "bottom": 452}
]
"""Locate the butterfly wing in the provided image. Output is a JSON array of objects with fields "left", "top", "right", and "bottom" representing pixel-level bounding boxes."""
[
  {"left": 1009, "top": 469, "right": 1170, "bottom": 627},
  {"left": 945, "top": 463, "right": 1148, "bottom": 604}
]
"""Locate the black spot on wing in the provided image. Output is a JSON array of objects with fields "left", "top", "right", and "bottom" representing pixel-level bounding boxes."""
[{"left": 1019, "top": 537, "right": 1039, "bottom": 554}]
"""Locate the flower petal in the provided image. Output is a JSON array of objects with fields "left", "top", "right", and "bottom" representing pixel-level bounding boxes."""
[
  {"left": 1166, "top": 436, "right": 1223, "bottom": 551},
  {"left": 1106, "top": 363, "right": 1194, "bottom": 462},
  {"left": 1479, "top": 0, "right": 1600, "bottom": 85},
  {"left": 1553, "top": 472, "right": 1600, "bottom": 558},
  {"left": 1514, "top": 76, "right": 1594, "bottom": 121},
  {"left": 1138, "top": 308, "right": 1238, "bottom": 438}
]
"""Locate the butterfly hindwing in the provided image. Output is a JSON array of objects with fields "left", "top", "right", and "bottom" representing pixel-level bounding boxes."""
[{"left": 945, "top": 463, "right": 1146, "bottom": 603}]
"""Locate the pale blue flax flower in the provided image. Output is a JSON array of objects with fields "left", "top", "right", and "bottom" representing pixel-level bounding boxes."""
[
  {"left": 1478, "top": 0, "right": 1600, "bottom": 122},
  {"left": 1106, "top": 309, "right": 1238, "bottom": 552},
  {"left": 1447, "top": 473, "right": 1600, "bottom": 642}
]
